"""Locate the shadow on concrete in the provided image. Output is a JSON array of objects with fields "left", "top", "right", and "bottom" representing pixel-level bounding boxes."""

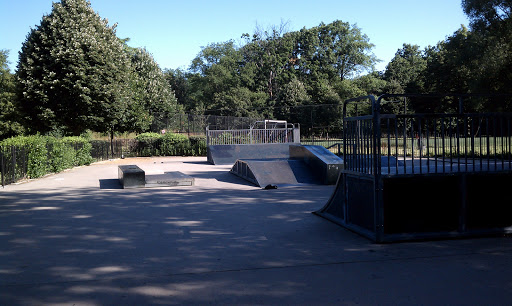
[
  {"left": 182, "top": 161, "right": 211, "bottom": 165},
  {"left": 1, "top": 181, "right": 512, "bottom": 304},
  {"left": 99, "top": 179, "right": 123, "bottom": 190}
]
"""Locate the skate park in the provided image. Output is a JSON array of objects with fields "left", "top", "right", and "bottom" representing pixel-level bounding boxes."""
[{"left": 1, "top": 95, "right": 512, "bottom": 305}]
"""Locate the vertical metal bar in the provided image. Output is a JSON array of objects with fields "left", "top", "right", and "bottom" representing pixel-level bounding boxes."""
[
  {"left": 374, "top": 95, "right": 384, "bottom": 242},
  {"left": 500, "top": 116, "right": 504, "bottom": 171},
  {"left": 403, "top": 117, "right": 407, "bottom": 174},
  {"left": 479, "top": 117, "right": 483, "bottom": 170},
  {"left": 470, "top": 116, "right": 475, "bottom": 170},
  {"left": 366, "top": 120, "right": 371, "bottom": 174},
  {"left": 343, "top": 120, "right": 348, "bottom": 170},
  {"left": 12, "top": 146, "right": 16, "bottom": 182},
  {"left": 494, "top": 117, "right": 498, "bottom": 171},
  {"left": 411, "top": 117, "right": 415, "bottom": 174},
  {"left": 449, "top": 116, "right": 453, "bottom": 172},
  {"left": 395, "top": 118, "right": 399, "bottom": 174},
  {"left": 486, "top": 117, "right": 490, "bottom": 171},
  {"left": 456, "top": 115, "right": 460, "bottom": 173},
  {"left": 442, "top": 117, "right": 446, "bottom": 173},
  {"left": 508, "top": 115, "right": 511, "bottom": 170},
  {"left": 464, "top": 115, "right": 469, "bottom": 172},
  {"left": 1, "top": 149, "right": 4, "bottom": 187},
  {"left": 418, "top": 117, "right": 423, "bottom": 175},
  {"left": 387, "top": 118, "right": 391, "bottom": 175},
  {"left": 434, "top": 119, "right": 438, "bottom": 173},
  {"left": 426, "top": 118, "right": 430, "bottom": 173}
]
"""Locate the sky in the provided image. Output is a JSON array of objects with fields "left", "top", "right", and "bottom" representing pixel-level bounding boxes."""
[{"left": 1, "top": 0, "right": 469, "bottom": 73}]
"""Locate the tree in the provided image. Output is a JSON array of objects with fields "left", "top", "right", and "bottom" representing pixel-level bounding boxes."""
[
  {"left": 165, "top": 68, "right": 191, "bottom": 109},
  {"left": 16, "top": 0, "right": 133, "bottom": 135},
  {"left": 296, "top": 20, "right": 378, "bottom": 82},
  {"left": 0, "top": 50, "right": 24, "bottom": 139},
  {"left": 384, "top": 44, "right": 427, "bottom": 94},
  {"left": 462, "top": 0, "right": 512, "bottom": 30},
  {"left": 188, "top": 40, "right": 243, "bottom": 112},
  {"left": 240, "top": 22, "right": 296, "bottom": 101},
  {"left": 129, "top": 47, "right": 182, "bottom": 132}
]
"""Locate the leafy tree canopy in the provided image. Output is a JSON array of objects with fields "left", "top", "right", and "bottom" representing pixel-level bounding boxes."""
[
  {"left": 16, "top": 0, "right": 133, "bottom": 135},
  {"left": 0, "top": 50, "right": 24, "bottom": 139}
]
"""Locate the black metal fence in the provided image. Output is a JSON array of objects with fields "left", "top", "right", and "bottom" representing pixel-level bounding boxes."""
[
  {"left": 343, "top": 94, "right": 512, "bottom": 175},
  {"left": 0, "top": 146, "right": 28, "bottom": 186},
  {"left": 90, "top": 139, "right": 138, "bottom": 161},
  {"left": 316, "top": 94, "right": 512, "bottom": 243}
]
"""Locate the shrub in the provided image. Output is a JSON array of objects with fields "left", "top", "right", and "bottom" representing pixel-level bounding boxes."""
[
  {"left": 48, "top": 138, "right": 75, "bottom": 172},
  {"left": 160, "top": 133, "right": 191, "bottom": 156},
  {"left": 135, "top": 132, "right": 162, "bottom": 156},
  {"left": 0, "top": 136, "right": 48, "bottom": 179},
  {"left": 0, "top": 135, "right": 93, "bottom": 180},
  {"left": 62, "top": 136, "right": 94, "bottom": 166},
  {"left": 190, "top": 135, "right": 207, "bottom": 156}
]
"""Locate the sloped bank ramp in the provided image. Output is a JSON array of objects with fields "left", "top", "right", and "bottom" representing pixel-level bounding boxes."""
[
  {"left": 229, "top": 145, "right": 343, "bottom": 187},
  {"left": 230, "top": 159, "right": 318, "bottom": 187}
]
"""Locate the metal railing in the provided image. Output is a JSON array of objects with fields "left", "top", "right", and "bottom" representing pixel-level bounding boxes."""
[
  {"left": 1, "top": 146, "right": 28, "bottom": 187},
  {"left": 206, "top": 124, "right": 300, "bottom": 146},
  {"left": 343, "top": 94, "right": 512, "bottom": 176}
]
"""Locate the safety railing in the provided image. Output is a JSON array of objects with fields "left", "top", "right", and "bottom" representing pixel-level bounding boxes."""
[
  {"left": 343, "top": 94, "right": 512, "bottom": 177},
  {"left": 206, "top": 124, "right": 300, "bottom": 146},
  {"left": 1, "top": 146, "right": 28, "bottom": 187}
]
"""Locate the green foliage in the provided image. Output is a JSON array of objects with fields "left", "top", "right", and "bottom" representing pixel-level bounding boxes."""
[
  {"left": 0, "top": 135, "right": 93, "bottom": 180},
  {"left": 189, "top": 135, "right": 207, "bottom": 156},
  {"left": 0, "top": 50, "right": 24, "bottom": 140},
  {"left": 384, "top": 44, "right": 427, "bottom": 94},
  {"left": 135, "top": 132, "right": 162, "bottom": 156},
  {"left": 183, "top": 20, "right": 379, "bottom": 134},
  {"left": 160, "top": 133, "right": 191, "bottom": 156},
  {"left": 127, "top": 47, "right": 182, "bottom": 132},
  {"left": 48, "top": 138, "right": 75, "bottom": 173},
  {"left": 62, "top": 136, "right": 94, "bottom": 166},
  {"left": 1, "top": 136, "right": 49, "bottom": 178},
  {"left": 16, "top": 0, "right": 133, "bottom": 136}
]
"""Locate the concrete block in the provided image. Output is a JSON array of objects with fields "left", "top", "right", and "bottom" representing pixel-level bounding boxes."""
[{"left": 118, "top": 165, "right": 145, "bottom": 189}]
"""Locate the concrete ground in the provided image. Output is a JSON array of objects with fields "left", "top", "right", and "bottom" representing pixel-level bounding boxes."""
[{"left": 0, "top": 156, "right": 511, "bottom": 305}]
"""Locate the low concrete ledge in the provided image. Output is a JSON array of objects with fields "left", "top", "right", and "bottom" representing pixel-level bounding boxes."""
[
  {"left": 118, "top": 165, "right": 145, "bottom": 189},
  {"left": 145, "top": 172, "right": 194, "bottom": 187}
]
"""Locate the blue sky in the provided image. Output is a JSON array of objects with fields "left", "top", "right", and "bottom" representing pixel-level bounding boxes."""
[{"left": 1, "top": 0, "right": 469, "bottom": 73}]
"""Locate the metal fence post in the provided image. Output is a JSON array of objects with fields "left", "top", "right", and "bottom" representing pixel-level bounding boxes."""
[
  {"left": 1, "top": 150, "right": 4, "bottom": 187},
  {"left": 12, "top": 146, "right": 16, "bottom": 183}
]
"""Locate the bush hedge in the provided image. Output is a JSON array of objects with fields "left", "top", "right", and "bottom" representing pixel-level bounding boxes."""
[
  {"left": 135, "top": 132, "right": 162, "bottom": 156},
  {"left": 133, "top": 132, "right": 206, "bottom": 157},
  {"left": 161, "top": 133, "right": 191, "bottom": 156},
  {"left": 0, "top": 132, "right": 205, "bottom": 184},
  {"left": 0, "top": 135, "right": 93, "bottom": 179}
]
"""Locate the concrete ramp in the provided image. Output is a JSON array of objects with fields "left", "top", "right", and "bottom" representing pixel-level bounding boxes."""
[
  {"left": 313, "top": 173, "right": 345, "bottom": 224},
  {"left": 207, "top": 143, "right": 292, "bottom": 165},
  {"left": 290, "top": 145, "right": 343, "bottom": 185},
  {"left": 230, "top": 159, "right": 318, "bottom": 187}
]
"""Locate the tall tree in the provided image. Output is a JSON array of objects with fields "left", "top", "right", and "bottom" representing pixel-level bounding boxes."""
[
  {"left": 240, "top": 22, "right": 295, "bottom": 101},
  {"left": 384, "top": 44, "right": 427, "bottom": 94},
  {"left": 129, "top": 47, "right": 182, "bottom": 132},
  {"left": 0, "top": 50, "right": 24, "bottom": 139},
  {"left": 296, "top": 20, "right": 377, "bottom": 82},
  {"left": 462, "top": 0, "right": 512, "bottom": 30},
  {"left": 16, "top": 0, "right": 133, "bottom": 135}
]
